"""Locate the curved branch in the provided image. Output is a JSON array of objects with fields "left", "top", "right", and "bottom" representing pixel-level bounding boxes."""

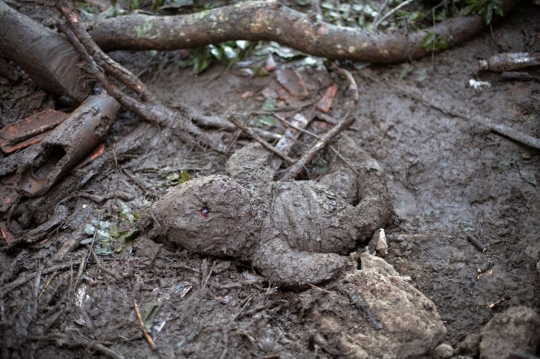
[{"left": 90, "top": 0, "right": 520, "bottom": 64}]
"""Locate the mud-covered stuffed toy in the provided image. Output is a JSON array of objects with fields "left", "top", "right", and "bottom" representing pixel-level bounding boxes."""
[{"left": 140, "top": 135, "right": 392, "bottom": 286}]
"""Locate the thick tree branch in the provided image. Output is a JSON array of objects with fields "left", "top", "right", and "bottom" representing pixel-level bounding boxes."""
[{"left": 90, "top": 0, "right": 520, "bottom": 64}]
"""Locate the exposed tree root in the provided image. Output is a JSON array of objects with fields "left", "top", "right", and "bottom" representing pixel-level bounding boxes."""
[
  {"left": 89, "top": 0, "right": 520, "bottom": 64},
  {"left": 57, "top": 0, "right": 225, "bottom": 152}
]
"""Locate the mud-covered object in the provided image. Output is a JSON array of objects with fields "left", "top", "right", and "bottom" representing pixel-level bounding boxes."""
[
  {"left": 305, "top": 252, "right": 446, "bottom": 358},
  {"left": 140, "top": 135, "right": 392, "bottom": 286},
  {"left": 479, "top": 306, "right": 540, "bottom": 359}
]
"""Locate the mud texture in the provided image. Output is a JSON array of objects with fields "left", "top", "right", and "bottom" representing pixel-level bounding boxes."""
[
  {"left": 141, "top": 135, "right": 392, "bottom": 287},
  {"left": 1, "top": 1, "right": 540, "bottom": 359}
]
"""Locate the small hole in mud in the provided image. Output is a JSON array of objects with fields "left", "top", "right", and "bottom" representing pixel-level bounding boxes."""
[{"left": 356, "top": 258, "right": 362, "bottom": 270}]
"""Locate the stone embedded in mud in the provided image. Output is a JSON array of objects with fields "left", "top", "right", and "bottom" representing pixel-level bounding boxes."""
[
  {"left": 314, "top": 252, "right": 446, "bottom": 359},
  {"left": 456, "top": 332, "right": 481, "bottom": 356},
  {"left": 432, "top": 343, "right": 454, "bottom": 358},
  {"left": 479, "top": 306, "right": 540, "bottom": 359}
]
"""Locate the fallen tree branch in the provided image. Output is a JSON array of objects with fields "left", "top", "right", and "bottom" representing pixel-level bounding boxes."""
[
  {"left": 89, "top": 0, "right": 520, "bottom": 64},
  {"left": 0, "top": 0, "right": 92, "bottom": 101},
  {"left": 57, "top": 0, "right": 225, "bottom": 152}
]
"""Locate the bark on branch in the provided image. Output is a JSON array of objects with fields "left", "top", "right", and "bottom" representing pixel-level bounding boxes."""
[{"left": 90, "top": 0, "right": 520, "bottom": 64}]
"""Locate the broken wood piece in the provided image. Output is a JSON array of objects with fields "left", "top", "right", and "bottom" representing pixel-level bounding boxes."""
[
  {"left": 338, "top": 284, "right": 383, "bottom": 330},
  {"left": 88, "top": 0, "right": 520, "bottom": 64},
  {"left": 464, "top": 232, "right": 487, "bottom": 252},
  {"left": 0, "top": 0, "right": 93, "bottom": 101},
  {"left": 501, "top": 71, "right": 537, "bottom": 82},
  {"left": 316, "top": 84, "right": 339, "bottom": 113},
  {"left": 0, "top": 221, "right": 15, "bottom": 244},
  {"left": 0, "top": 110, "right": 69, "bottom": 153},
  {"left": 18, "top": 94, "right": 120, "bottom": 197},
  {"left": 73, "top": 143, "right": 105, "bottom": 170},
  {"left": 276, "top": 69, "right": 309, "bottom": 100}
]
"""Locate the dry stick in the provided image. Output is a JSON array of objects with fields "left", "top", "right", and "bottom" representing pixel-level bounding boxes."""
[
  {"left": 373, "top": 0, "right": 414, "bottom": 29},
  {"left": 281, "top": 113, "right": 355, "bottom": 180},
  {"left": 0, "top": 263, "right": 74, "bottom": 297},
  {"left": 273, "top": 114, "right": 360, "bottom": 176},
  {"left": 226, "top": 114, "right": 253, "bottom": 154},
  {"left": 133, "top": 299, "right": 157, "bottom": 351},
  {"left": 57, "top": 3, "right": 223, "bottom": 152},
  {"left": 359, "top": 71, "right": 540, "bottom": 151},
  {"left": 464, "top": 232, "right": 487, "bottom": 252},
  {"left": 88, "top": 246, "right": 123, "bottom": 280},
  {"left": 32, "top": 333, "right": 125, "bottom": 359},
  {"left": 227, "top": 113, "right": 295, "bottom": 164},
  {"left": 76, "top": 191, "right": 135, "bottom": 204}
]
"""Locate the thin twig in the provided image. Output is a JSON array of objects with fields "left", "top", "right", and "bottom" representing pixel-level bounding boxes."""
[
  {"left": 327, "top": 61, "right": 359, "bottom": 102},
  {"left": 89, "top": 246, "right": 122, "bottom": 280},
  {"left": 464, "top": 232, "right": 487, "bottom": 252},
  {"left": 0, "top": 263, "right": 74, "bottom": 297},
  {"left": 281, "top": 114, "right": 355, "bottom": 180},
  {"left": 227, "top": 113, "right": 295, "bottom": 164},
  {"left": 32, "top": 333, "right": 125, "bottom": 359},
  {"left": 273, "top": 114, "right": 359, "bottom": 176},
  {"left": 374, "top": 0, "right": 414, "bottom": 29},
  {"left": 133, "top": 299, "right": 157, "bottom": 350}
]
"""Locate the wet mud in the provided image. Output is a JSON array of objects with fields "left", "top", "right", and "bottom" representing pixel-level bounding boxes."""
[{"left": 0, "top": 2, "right": 539, "bottom": 358}]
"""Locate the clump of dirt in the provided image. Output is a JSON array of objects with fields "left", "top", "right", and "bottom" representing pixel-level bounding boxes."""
[{"left": 1, "top": 2, "right": 540, "bottom": 359}]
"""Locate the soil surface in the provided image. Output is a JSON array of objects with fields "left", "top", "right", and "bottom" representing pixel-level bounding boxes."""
[{"left": 1, "top": 2, "right": 540, "bottom": 358}]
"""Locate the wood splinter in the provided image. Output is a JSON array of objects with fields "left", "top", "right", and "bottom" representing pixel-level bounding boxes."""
[
  {"left": 464, "top": 232, "right": 487, "bottom": 252},
  {"left": 134, "top": 299, "right": 157, "bottom": 351}
]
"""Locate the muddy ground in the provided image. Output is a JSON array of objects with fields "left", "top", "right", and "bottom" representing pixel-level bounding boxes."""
[{"left": 1, "top": 2, "right": 540, "bottom": 358}]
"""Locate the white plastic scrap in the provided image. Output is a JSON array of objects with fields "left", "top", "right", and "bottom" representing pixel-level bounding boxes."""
[
  {"left": 376, "top": 228, "right": 388, "bottom": 257},
  {"left": 469, "top": 79, "right": 491, "bottom": 90}
]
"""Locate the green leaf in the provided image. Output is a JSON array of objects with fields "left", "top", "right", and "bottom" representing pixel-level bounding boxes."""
[
  {"left": 397, "top": 65, "right": 414, "bottom": 81},
  {"left": 258, "top": 116, "right": 279, "bottom": 127},
  {"left": 180, "top": 170, "right": 191, "bottom": 184},
  {"left": 482, "top": 8, "right": 492, "bottom": 25},
  {"left": 422, "top": 32, "right": 436, "bottom": 51},
  {"left": 494, "top": 5, "right": 504, "bottom": 17},
  {"left": 459, "top": 4, "right": 475, "bottom": 15},
  {"left": 437, "top": 37, "right": 448, "bottom": 50}
]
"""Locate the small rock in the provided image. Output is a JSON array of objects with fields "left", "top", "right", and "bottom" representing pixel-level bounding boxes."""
[
  {"left": 479, "top": 306, "right": 540, "bottom": 359},
  {"left": 368, "top": 228, "right": 388, "bottom": 257},
  {"left": 456, "top": 332, "right": 481, "bottom": 356},
  {"left": 432, "top": 343, "right": 454, "bottom": 358},
  {"left": 318, "top": 252, "right": 446, "bottom": 358}
]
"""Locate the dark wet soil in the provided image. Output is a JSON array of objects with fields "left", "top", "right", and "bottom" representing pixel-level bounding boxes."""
[{"left": 1, "top": 2, "right": 540, "bottom": 358}]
